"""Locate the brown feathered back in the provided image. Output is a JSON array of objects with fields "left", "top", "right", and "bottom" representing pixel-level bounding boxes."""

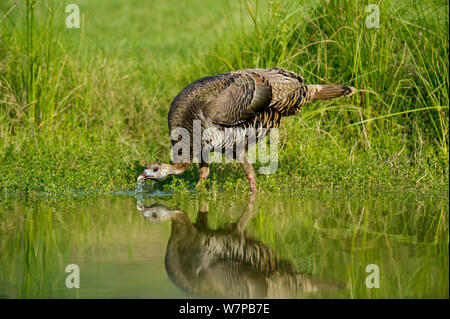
[{"left": 168, "top": 67, "right": 355, "bottom": 160}]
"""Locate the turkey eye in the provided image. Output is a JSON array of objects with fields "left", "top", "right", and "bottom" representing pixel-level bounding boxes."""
[{"left": 153, "top": 167, "right": 159, "bottom": 172}]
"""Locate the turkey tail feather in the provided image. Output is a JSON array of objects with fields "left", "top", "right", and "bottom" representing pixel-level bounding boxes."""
[{"left": 308, "top": 84, "right": 356, "bottom": 101}]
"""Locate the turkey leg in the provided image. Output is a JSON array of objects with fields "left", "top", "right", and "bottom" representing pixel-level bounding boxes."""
[{"left": 240, "top": 152, "right": 257, "bottom": 200}]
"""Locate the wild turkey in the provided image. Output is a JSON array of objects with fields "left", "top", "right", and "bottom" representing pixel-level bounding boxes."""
[
  {"left": 137, "top": 201, "right": 345, "bottom": 298},
  {"left": 137, "top": 67, "right": 355, "bottom": 195}
]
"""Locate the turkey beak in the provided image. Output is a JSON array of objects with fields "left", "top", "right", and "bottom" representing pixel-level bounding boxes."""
[{"left": 137, "top": 172, "right": 147, "bottom": 182}]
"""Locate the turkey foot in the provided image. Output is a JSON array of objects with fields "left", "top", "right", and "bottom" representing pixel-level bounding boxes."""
[
  {"left": 196, "top": 165, "right": 210, "bottom": 188},
  {"left": 240, "top": 153, "right": 257, "bottom": 201}
]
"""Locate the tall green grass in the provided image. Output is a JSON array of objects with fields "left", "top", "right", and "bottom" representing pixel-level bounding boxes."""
[
  {"left": 202, "top": 0, "right": 449, "bottom": 153},
  {"left": 0, "top": 0, "right": 448, "bottom": 194}
]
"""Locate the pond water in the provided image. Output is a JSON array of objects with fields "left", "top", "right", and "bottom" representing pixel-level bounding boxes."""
[{"left": 0, "top": 191, "right": 448, "bottom": 299}]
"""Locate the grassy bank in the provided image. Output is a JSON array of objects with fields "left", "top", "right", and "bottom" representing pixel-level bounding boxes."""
[{"left": 0, "top": 0, "right": 448, "bottom": 196}]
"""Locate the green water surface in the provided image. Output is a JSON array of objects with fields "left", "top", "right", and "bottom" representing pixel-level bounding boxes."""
[{"left": 0, "top": 191, "right": 448, "bottom": 299}]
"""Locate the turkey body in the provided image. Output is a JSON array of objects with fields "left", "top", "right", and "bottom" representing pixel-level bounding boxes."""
[
  {"left": 138, "top": 67, "right": 355, "bottom": 195},
  {"left": 168, "top": 67, "right": 354, "bottom": 162},
  {"left": 169, "top": 67, "right": 309, "bottom": 161}
]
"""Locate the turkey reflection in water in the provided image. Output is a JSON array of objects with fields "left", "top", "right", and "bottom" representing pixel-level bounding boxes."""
[
  {"left": 0, "top": 193, "right": 448, "bottom": 298},
  {"left": 137, "top": 201, "right": 343, "bottom": 298}
]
